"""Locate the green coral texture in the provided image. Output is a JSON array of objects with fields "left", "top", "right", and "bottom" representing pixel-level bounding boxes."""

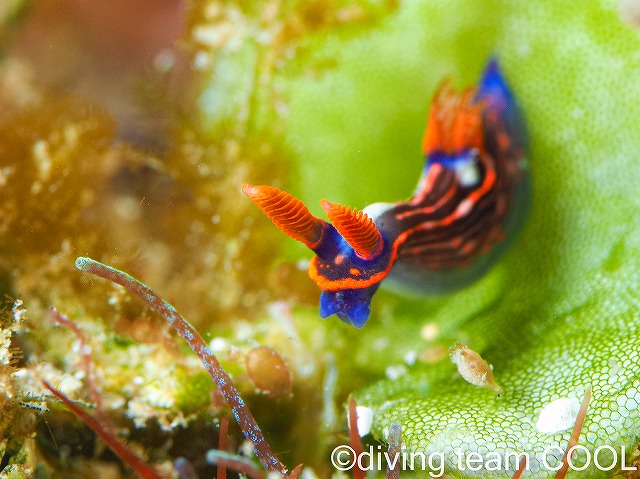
[{"left": 285, "top": 0, "right": 640, "bottom": 478}]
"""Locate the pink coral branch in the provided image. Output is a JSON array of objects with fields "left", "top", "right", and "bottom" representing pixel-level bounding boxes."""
[
  {"left": 74, "top": 256, "right": 287, "bottom": 476},
  {"left": 511, "top": 456, "right": 527, "bottom": 479},
  {"left": 206, "top": 450, "right": 266, "bottom": 479},
  {"left": 348, "top": 396, "right": 365, "bottom": 479},
  {"left": 288, "top": 464, "right": 304, "bottom": 479},
  {"left": 49, "top": 306, "right": 112, "bottom": 430},
  {"left": 218, "top": 416, "right": 229, "bottom": 479},
  {"left": 554, "top": 386, "right": 592, "bottom": 479},
  {"left": 42, "top": 380, "right": 165, "bottom": 479}
]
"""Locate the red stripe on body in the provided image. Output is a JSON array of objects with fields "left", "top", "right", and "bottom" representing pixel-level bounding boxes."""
[{"left": 309, "top": 155, "right": 498, "bottom": 290}]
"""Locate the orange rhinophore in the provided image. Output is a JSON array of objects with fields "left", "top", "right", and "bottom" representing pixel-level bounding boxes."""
[
  {"left": 242, "top": 184, "right": 327, "bottom": 249},
  {"left": 320, "top": 200, "right": 383, "bottom": 260}
]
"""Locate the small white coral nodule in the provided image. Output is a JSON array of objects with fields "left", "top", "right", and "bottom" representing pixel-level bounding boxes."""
[
  {"left": 449, "top": 342, "right": 503, "bottom": 396},
  {"left": 535, "top": 397, "right": 581, "bottom": 434}
]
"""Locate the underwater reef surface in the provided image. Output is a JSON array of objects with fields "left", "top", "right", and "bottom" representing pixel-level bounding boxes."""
[
  {"left": 283, "top": 1, "right": 640, "bottom": 478},
  {"left": 1, "top": 0, "right": 640, "bottom": 478}
]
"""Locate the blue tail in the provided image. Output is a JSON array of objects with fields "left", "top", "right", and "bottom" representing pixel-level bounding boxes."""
[{"left": 476, "top": 57, "right": 528, "bottom": 153}]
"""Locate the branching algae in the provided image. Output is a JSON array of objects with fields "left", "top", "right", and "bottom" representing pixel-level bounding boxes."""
[
  {"left": 72, "top": 256, "right": 289, "bottom": 476},
  {"left": 32, "top": 257, "right": 295, "bottom": 478}
]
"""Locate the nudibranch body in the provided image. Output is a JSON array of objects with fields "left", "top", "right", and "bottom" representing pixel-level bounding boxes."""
[{"left": 244, "top": 59, "right": 529, "bottom": 328}]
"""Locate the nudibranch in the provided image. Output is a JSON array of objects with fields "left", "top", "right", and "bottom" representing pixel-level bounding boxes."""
[{"left": 244, "top": 59, "right": 529, "bottom": 328}]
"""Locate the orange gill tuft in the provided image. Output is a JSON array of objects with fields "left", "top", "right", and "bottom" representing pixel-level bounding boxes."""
[{"left": 422, "top": 81, "right": 485, "bottom": 156}]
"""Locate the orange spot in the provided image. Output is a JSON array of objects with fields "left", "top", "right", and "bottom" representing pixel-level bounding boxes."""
[
  {"left": 497, "top": 131, "right": 511, "bottom": 151},
  {"left": 335, "top": 255, "right": 345, "bottom": 265},
  {"left": 461, "top": 241, "right": 477, "bottom": 254},
  {"left": 349, "top": 268, "right": 361, "bottom": 276},
  {"left": 309, "top": 256, "right": 393, "bottom": 291}
]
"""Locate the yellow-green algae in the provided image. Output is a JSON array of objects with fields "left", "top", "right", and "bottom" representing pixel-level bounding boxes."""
[{"left": 282, "top": 0, "right": 640, "bottom": 478}]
